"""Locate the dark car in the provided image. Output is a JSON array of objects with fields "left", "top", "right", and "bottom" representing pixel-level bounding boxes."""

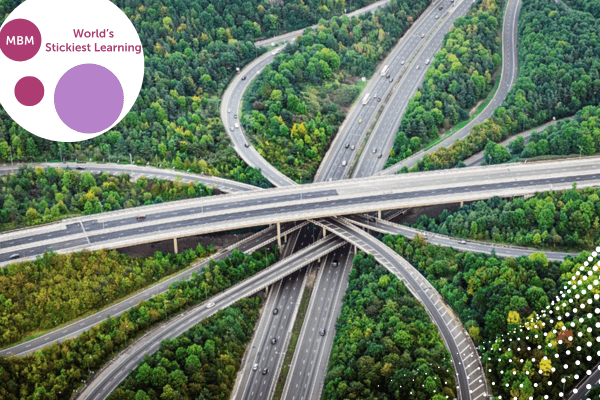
[
  {"left": 241, "top": 76, "right": 246, "bottom": 80},
  {"left": 319, "top": 329, "right": 326, "bottom": 336},
  {"left": 9, "top": 254, "right": 20, "bottom": 260},
  {"left": 332, "top": 260, "right": 339, "bottom": 267},
  {"left": 378, "top": 153, "right": 383, "bottom": 158},
  {"left": 345, "top": 143, "right": 349, "bottom": 149},
  {"left": 76, "top": 166, "right": 85, "bottom": 170},
  {"left": 273, "top": 308, "right": 279, "bottom": 315},
  {"left": 233, "top": 114, "right": 237, "bottom": 119},
  {"left": 136, "top": 215, "right": 146, "bottom": 220},
  {"left": 262, "top": 367, "right": 269, "bottom": 375},
  {"left": 244, "top": 143, "right": 250, "bottom": 148},
  {"left": 271, "top": 337, "right": 277, "bottom": 345}
]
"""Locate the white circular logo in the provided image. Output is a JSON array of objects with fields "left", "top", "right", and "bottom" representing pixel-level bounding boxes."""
[{"left": 0, "top": 0, "right": 144, "bottom": 142}]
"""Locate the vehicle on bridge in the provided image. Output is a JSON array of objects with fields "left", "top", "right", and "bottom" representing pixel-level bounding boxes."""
[
  {"left": 381, "top": 65, "right": 389, "bottom": 76},
  {"left": 136, "top": 215, "right": 146, "bottom": 220},
  {"left": 362, "top": 93, "right": 371, "bottom": 105}
]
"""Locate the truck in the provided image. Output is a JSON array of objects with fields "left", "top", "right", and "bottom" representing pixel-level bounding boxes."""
[
  {"left": 362, "top": 93, "right": 371, "bottom": 105},
  {"left": 271, "top": 48, "right": 282, "bottom": 56},
  {"left": 380, "top": 65, "right": 389, "bottom": 76}
]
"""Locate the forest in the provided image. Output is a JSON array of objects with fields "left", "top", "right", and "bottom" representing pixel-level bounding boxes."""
[
  {"left": 0, "top": 0, "right": 379, "bottom": 187},
  {"left": 0, "top": 166, "right": 212, "bottom": 232},
  {"left": 322, "top": 252, "right": 455, "bottom": 400},
  {"left": 483, "top": 105, "right": 600, "bottom": 164},
  {"left": 0, "top": 246, "right": 212, "bottom": 348},
  {"left": 0, "top": 247, "right": 277, "bottom": 400},
  {"left": 383, "top": 234, "right": 599, "bottom": 398},
  {"left": 404, "top": 0, "right": 600, "bottom": 172},
  {"left": 410, "top": 188, "right": 600, "bottom": 250},
  {"left": 385, "top": 0, "right": 502, "bottom": 167},
  {"left": 108, "top": 297, "right": 261, "bottom": 400},
  {"left": 242, "top": 0, "right": 430, "bottom": 182}
]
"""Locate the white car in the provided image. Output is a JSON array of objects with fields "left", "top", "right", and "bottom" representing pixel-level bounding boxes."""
[
  {"left": 425, "top": 59, "right": 430, "bottom": 65},
  {"left": 342, "top": 160, "right": 347, "bottom": 167},
  {"left": 416, "top": 65, "right": 420, "bottom": 70},
  {"left": 234, "top": 123, "right": 239, "bottom": 128},
  {"left": 420, "top": 33, "right": 425, "bottom": 38},
  {"left": 206, "top": 302, "right": 215, "bottom": 309},
  {"left": 401, "top": 60, "right": 405, "bottom": 65}
]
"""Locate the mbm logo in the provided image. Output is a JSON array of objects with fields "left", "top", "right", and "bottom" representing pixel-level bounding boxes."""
[{"left": 6, "top": 36, "right": 35, "bottom": 45}]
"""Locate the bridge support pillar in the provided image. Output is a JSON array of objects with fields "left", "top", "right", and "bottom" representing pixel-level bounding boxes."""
[
  {"left": 277, "top": 222, "right": 281, "bottom": 248},
  {"left": 460, "top": 201, "right": 464, "bottom": 207},
  {"left": 323, "top": 227, "right": 326, "bottom": 237},
  {"left": 378, "top": 210, "right": 381, "bottom": 219},
  {"left": 354, "top": 245, "right": 357, "bottom": 253},
  {"left": 173, "top": 237, "right": 178, "bottom": 254}
]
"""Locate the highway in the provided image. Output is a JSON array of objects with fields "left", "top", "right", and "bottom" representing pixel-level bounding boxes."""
[
  {"left": 73, "top": 234, "right": 347, "bottom": 400},
  {"left": 378, "top": 0, "right": 522, "bottom": 175},
  {"left": 316, "top": 0, "right": 475, "bottom": 182},
  {"left": 0, "top": 162, "right": 258, "bottom": 194},
  {"left": 569, "top": 363, "right": 600, "bottom": 400},
  {"left": 2, "top": 157, "right": 600, "bottom": 263},
  {"left": 345, "top": 214, "right": 577, "bottom": 261},
  {"left": 232, "top": 226, "right": 316, "bottom": 400},
  {"left": 313, "top": 217, "right": 489, "bottom": 400},
  {"left": 0, "top": 222, "right": 305, "bottom": 357}
]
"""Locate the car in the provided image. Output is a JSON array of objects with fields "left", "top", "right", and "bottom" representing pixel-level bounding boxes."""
[
  {"left": 230, "top": 126, "right": 234, "bottom": 131},
  {"left": 439, "top": 5, "right": 443, "bottom": 9},
  {"left": 271, "top": 337, "right": 277, "bottom": 345},
  {"left": 241, "top": 76, "right": 246, "bottom": 80},
  {"left": 332, "top": 259, "right": 339, "bottom": 267},
  {"left": 401, "top": 60, "right": 405, "bottom": 65},
  {"left": 345, "top": 143, "right": 350, "bottom": 149},
  {"left": 425, "top": 59, "right": 430, "bottom": 65},
  {"left": 350, "top": 145, "right": 355, "bottom": 150},
  {"left": 233, "top": 114, "right": 237, "bottom": 119},
  {"left": 386, "top": 74, "right": 390, "bottom": 79},
  {"left": 372, "top": 148, "right": 377, "bottom": 154},
  {"left": 319, "top": 329, "right": 326, "bottom": 336},
  {"left": 377, "top": 97, "right": 381, "bottom": 102},
  {"left": 420, "top": 33, "right": 425, "bottom": 38},
  {"left": 389, "top": 78, "right": 393, "bottom": 82},
  {"left": 206, "top": 302, "right": 215, "bottom": 309},
  {"left": 136, "top": 215, "right": 146, "bottom": 220},
  {"left": 459, "top": 240, "right": 466, "bottom": 244},
  {"left": 234, "top": 123, "right": 239, "bottom": 128},
  {"left": 273, "top": 308, "right": 279, "bottom": 315},
  {"left": 378, "top": 153, "right": 382, "bottom": 158},
  {"left": 358, "top": 119, "right": 363, "bottom": 124},
  {"left": 228, "top": 108, "right": 231, "bottom": 113},
  {"left": 253, "top": 364, "right": 258, "bottom": 371},
  {"left": 9, "top": 254, "right": 20, "bottom": 260},
  {"left": 373, "top": 94, "right": 377, "bottom": 99},
  {"left": 244, "top": 143, "right": 250, "bottom": 148},
  {"left": 435, "top": 15, "right": 439, "bottom": 19},
  {"left": 416, "top": 65, "right": 420, "bottom": 70},
  {"left": 76, "top": 166, "right": 85, "bottom": 170},
  {"left": 262, "top": 368, "right": 269, "bottom": 375},
  {"left": 342, "top": 160, "right": 347, "bottom": 167}
]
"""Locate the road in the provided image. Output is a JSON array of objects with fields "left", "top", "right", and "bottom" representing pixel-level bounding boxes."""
[
  {"left": 569, "top": 362, "right": 600, "bottom": 400},
  {"left": 280, "top": 245, "right": 354, "bottom": 400},
  {"left": 378, "top": 0, "right": 522, "bottom": 175},
  {"left": 232, "top": 225, "right": 316, "bottom": 400},
  {"left": 0, "top": 222, "right": 305, "bottom": 357},
  {"left": 345, "top": 214, "right": 577, "bottom": 261},
  {"left": 316, "top": 0, "right": 476, "bottom": 182},
  {"left": 2, "top": 157, "right": 599, "bottom": 264},
  {"left": 313, "top": 217, "right": 489, "bottom": 400},
  {"left": 0, "top": 162, "right": 258, "bottom": 194},
  {"left": 73, "top": 234, "right": 346, "bottom": 400}
]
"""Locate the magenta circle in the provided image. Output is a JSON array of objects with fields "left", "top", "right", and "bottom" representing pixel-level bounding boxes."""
[
  {"left": 15, "top": 76, "right": 44, "bottom": 106},
  {"left": 54, "top": 64, "right": 124, "bottom": 134},
  {"left": 0, "top": 19, "right": 42, "bottom": 62}
]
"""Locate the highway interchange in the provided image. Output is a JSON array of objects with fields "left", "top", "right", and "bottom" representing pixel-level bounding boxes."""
[{"left": 3, "top": 0, "right": 598, "bottom": 398}]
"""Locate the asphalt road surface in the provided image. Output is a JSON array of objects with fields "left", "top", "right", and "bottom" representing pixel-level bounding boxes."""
[
  {"left": 3, "top": 158, "right": 599, "bottom": 264},
  {"left": 74, "top": 235, "right": 346, "bottom": 400},
  {"left": 0, "top": 222, "right": 305, "bottom": 357},
  {"left": 379, "top": 0, "right": 522, "bottom": 175},
  {"left": 569, "top": 363, "right": 600, "bottom": 400}
]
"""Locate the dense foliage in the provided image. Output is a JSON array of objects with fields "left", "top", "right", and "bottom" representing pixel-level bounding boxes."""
[
  {"left": 0, "top": 247, "right": 277, "bottom": 400},
  {"left": 322, "top": 252, "right": 455, "bottom": 400},
  {"left": 411, "top": 189, "right": 600, "bottom": 250},
  {"left": 405, "top": 0, "right": 600, "bottom": 172},
  {"left": 0, "top": 246, "right": 212, "bottom": 348},
  {"left": 484, "top": 105, "right": 600, "bottom": 164},
  {"left": 385, "top": 0, "right": 502, "bottom": 167},
  {"left": 0, "top": 166, "right": 212, "bottom": 232},
  {"left": 383, "top": 234, "right": 599, "bottom": 399},
  {"left": 242, "top": 0, "right": 430, "bottom": 183},
  {"left": 108, "top": 297, "right": 261, "bottom": 400},
  {"left": 0, "top": 0, "right": 379, "bottom": 186}
]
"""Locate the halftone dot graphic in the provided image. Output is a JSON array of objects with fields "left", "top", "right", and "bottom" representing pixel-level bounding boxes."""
[
  {"left": 54, "top": 64, "right": 124, "bottom": 134},
  {"left": 14, "top": 76, "right": 44, "bottom": 106},
  {"left": 0, "top": 19, "right": 42, "bottom": 62}
]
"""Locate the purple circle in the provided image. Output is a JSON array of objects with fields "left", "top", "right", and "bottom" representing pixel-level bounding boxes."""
[
  {"left": 54, "top": 64, "right": 124, "bottom": 134},
  {"left": 15, "top": 76, "right": 44, "bottom": 106},
  {"left": 0, "top": 19, "right": 42, "bottom": 62}
]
